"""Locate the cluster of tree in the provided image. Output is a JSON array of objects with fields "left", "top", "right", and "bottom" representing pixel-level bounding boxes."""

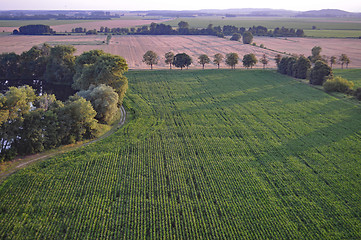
[
  {"left": 0, "top": 87, "right": 98, "bottom": 161},
  {"left": 277, "top": 46, "right": 351, "bottom": 86},
  {"left": 13, "top": 24, "right": 55, "bottom": 35},
  {"left": 79, "top": 21, "right": 304, "bottom": 38},
  {"left": 1, "top": 48, "right": 129, "bottom": 161},
  {"left": 142, "top": 51, "right": 266, "bottom": 70},
  {"left": 277, "top": 55, "right": 312, "bottom": 79}
]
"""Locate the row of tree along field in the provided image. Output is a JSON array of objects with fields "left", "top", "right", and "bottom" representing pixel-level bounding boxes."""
[
  {"left": 0, "top": 46, "right": 129, "bottom": 161},
  {"left": 142, "top": 47, "right": 360, "bottom": 100},
  {"left": 276, "top": 46, "right": 361, "bottom": 100},
  {"left": 142, "top": 48, "right": 351, "bottom": 71},
  {"left": 143, "top": 51, "right": 262, "bottom": 70},
  {"left": 14, "top": 22, "right": 305, "bottom": 38}
]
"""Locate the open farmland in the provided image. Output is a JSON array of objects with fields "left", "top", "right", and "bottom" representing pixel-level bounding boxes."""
[
  {"left": 0, "top": 18, "right": 171, "bottom": 33},
  {"left": 256, "top": 36, "right": 361, "bottom": 68},
  {"left": 1, "top": 70, "right": 361, "bottom": 239},
  {"left": 1, "top": 34, "right": 361, "bottom": 69},
  {"left": 164, "top": 16, "right": 361, "bottom": 38}
]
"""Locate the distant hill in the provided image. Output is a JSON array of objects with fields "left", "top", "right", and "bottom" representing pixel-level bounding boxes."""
[{"left": 295, "top": 9, "right": 361, "bottom": 18}]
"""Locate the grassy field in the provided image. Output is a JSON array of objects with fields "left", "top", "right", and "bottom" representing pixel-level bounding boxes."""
[
  {"left": 304, "top": 29, "right": 361, "bottom": 38},
  {"left": 165, "top": 17, "right": 361, "bottom": 30},
  {"left": 0, "top": 70, "right": 361, "bottom": 239},
  {"left": 334, "top": 69, "right": 361, "bottom": 88}
]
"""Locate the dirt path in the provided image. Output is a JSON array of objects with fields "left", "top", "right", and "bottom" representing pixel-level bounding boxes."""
[{"left": 0, "top": 106, "right": 126, "bottom": 183}]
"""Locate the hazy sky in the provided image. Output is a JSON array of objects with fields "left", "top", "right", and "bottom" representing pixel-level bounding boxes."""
[{"left": 1, "top": 0, "right": 361, "bottom": 12}]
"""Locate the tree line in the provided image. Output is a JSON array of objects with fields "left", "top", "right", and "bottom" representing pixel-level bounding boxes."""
[
  {"left": 276, "top": 47, "right": 361, "bottom": 100},
  {"left": 142, "top": 51, "right": 269, "bottom": 70},
  {"left": 0, "top": 46, "right": 128, "bottom": 161},
  {"left": 67, "top": 21, "right": 305, "bottom": 38}
]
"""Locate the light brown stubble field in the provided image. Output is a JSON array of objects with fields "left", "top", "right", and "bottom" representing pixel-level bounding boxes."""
[{"left": 0, "top": 35, "right": 360, "bottom": 69}]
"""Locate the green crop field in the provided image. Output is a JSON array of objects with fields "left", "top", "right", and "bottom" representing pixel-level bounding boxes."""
[
  {"left": 165, "top": 17, "right": 361, "bottom": 30},
  {"left": 334, "top": 69, "right": 361, "bottom": 88},
  {"left": 304, "top": 29, "right": 361, "bottom": 38},
  {"left": 1, "top": 70, "right": 361, "bottom": 239}
]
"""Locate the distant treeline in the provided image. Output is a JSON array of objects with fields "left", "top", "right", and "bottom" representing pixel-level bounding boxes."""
[
  {"left": 91, "top": 21, "right": 305, "bottom": 37},
  {"left": 14, "top": 22, "right": 304, "bottom": 37}
]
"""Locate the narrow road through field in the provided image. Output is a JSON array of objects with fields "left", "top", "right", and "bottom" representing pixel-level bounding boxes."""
[{"left": 0, "top": 106, "right": 126, "bottom": 182}]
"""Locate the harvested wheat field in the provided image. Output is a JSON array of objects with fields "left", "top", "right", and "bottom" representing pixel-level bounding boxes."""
[
  {"left": 255, "top": 37, "right": 361, "bottom": 68},
  {"left": 0, "top": 35, "right": 360, "bottom": 69}
]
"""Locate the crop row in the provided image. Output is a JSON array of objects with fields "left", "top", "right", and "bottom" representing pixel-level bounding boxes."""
[{"left": 0, "top": 70, "right": 361, "bottom": 239}]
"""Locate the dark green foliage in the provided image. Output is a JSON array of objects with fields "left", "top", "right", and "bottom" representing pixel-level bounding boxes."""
[
  {"left": 230, "top": 33, "right": 241, "bottom": 41},
  {"left": 295, "top": 55, "right": 311, "bottom": 79},
  {"left": 56, "top": 95, "right": 98, "bottom": 144},
  {"left": 72, "top": 50, "right": 128, "bottom": 104},
  {"left": 198, "top": 54, "right": 210, "bottom": 69},
  {"left": 165, "top": 52, "right": 174, "bottom": 69},
  {"left": 106, "top": 21, "right": 304, "bottom": 37},
  {"left": 213, "top": 53, "right": 224, "bottom": 69},
  {"left": 242, "top": 53, "right": 258, "bottom": 69},
  {"left": 142, "top": 50, "right": 159, "bottom": 70},
  {"left": 173, "top": 53, "right": 192, "bottom": 70},
  {"left": 311, "top": 46, "right": 323, "bottom": 63},
  {"left": 43, "top": 45, "right": 76, "bottom": 85},
  {"left": 278, "top": 55, "right": 311, "bottom": 79},
  {"left": 242, "top": 31, "right": 253, "bottom": 44},
  {"left": 19, "top": 45, "right": 50, "bottom": 80},
  {"left": 15, "top": 110, "right": 45, "bottom": 154},
  {"left": 0, "top": 86, "right": 99, "bottom": 160},
  {"left": 225, "top": 53, "right": 239, "bottom": 69},
  {"left": 354, "top": 88, "right": 361, "bottom": 100},
  {"left": 339, "top": 54, "right": 351, "bottom": 69},
  {"left": 18, "top": 24, "right": 54, "bottom": 35},
  {"left": 78, "top": 84, "right": 119, "bottom": 124},
  {"left": 310, "top": 60, "right": 333, "bottom": 85},
  {"left": 0, "top": 52, "right": 20, "bottom": 80}
]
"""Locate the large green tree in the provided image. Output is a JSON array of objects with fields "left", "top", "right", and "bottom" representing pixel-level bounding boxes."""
[
  {"left": 295, "top": 55, "right": 311, "bottom": 79},
  {"left": 310, "top": 60, "right": 333, "bottom": 85},
  {"left": 165, "top": 52, "right": 174, "bottom": 69},
  {"left": 213, "top": 53, "right": 224, "bottom": 69},
  {"left": 242, "top": 31, "right": 253, "bottom": 44},
  {"left": 0, "top": 52, "right": 20, "bottom": 80},
  {"left": 0, "top": 86, "right": 37, "bottom": 159},
  {"left": 56, "top": 95, "right": 98, "bottom": 144},
  {"left": 43, "top": 45, "right": 76, "bottom": 85},
  {"left": 339, "top": 54, "right": 350, "bottom": 69},
  {"left": 242, "top": 53, "right": 258, "bottom": 69},
  {"left": 310, "top": 46, "right": 323, "bottom": 63},
  {"left": 260, "top": 54, "right": 269, "bottom": 69},
  {"left": 19, "top": 44, "right": 50, "bottom": 80},
  {"left": 173, "top": 53, "right": 192, "bottom": 70},
  {"left": 225, "top": 53, "right": 239, "bottom": 69},
  {"left": 142, "top": 50, "right": 159, "bottom": 70},
  {"left": 72, "top": 50, "right": 128, "bottom": 104},
  {"left": 78, "top": 84, "right": 119, "bottom": 124},
  {"left": 198, "top": 54, "right": 210, "bottom": 69}
]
